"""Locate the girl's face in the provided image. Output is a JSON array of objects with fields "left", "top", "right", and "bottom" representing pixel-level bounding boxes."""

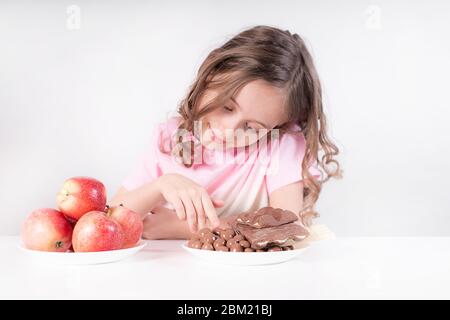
[{"left": 198, "top": 79, "right": 288, "bottom": 149}]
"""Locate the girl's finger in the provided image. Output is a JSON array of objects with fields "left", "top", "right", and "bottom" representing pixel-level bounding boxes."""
[
  {"left": 168, "top": 195, "right": 186, "bottom": 220},
  {"left": 180, "top": 193, "right": 197, "bottom": 232},
  {"left": 212, "top": 198, "right": 224, "bottom": 207},
  {"left": 192, "top": 194, "right": 206, "bottom": 230},
  {"left": 201, "top": 193, "right": 221, "bottom": 228}
]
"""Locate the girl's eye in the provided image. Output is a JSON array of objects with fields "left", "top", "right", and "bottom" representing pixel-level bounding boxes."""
[{"left": 223, "top": 105, "right": 233, "bottom": 112}]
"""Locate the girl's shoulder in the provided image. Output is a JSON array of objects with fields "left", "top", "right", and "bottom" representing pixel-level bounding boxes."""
[
  {"left": 272, "top": 122, "right": 305, "bottom": 148},
  {"left": 156, "top": 115, "right": 183, "bottom": 135}
]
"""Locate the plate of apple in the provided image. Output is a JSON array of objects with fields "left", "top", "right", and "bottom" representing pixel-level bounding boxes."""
[{"left": 20, "top": 176, "right": 146, "bottom": 265}]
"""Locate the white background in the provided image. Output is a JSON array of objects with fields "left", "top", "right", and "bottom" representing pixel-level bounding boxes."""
[{"left": 1, "top": 0, "right": 449, "bottom": 236}]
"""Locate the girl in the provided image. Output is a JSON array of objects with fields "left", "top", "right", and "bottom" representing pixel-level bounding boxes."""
[{"left": 110, "top": 25, "right": 341, "bottom": 239}]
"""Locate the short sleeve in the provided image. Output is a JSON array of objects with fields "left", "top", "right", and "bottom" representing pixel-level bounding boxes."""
[
  {"left": 265, "top": 131, "right": 321, "bottom": 195},
  {"left": 122, "top": 125, "right": 161, "bottom": 191}
]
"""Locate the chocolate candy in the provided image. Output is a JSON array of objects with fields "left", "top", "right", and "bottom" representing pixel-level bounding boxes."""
[
  {"left": 239, "top": 240, "right": 250, "bottom": 248},
  {"left": 226, "top": 239, "right": 238, "bottom": 248},
  {"left": 229, "top": 243, "right": 243, "bottom": 252},
  {"left": 201, "top": 243, "right": 214, "bottom": 251},
  {"left": 212, "top": 227, "right": 224, "bottom": 236},
  {"left": 187, "top": 239, "right": 197, "bottom": 247},
  {"left": 190, "top": 240, "right": 203, "bottom": 249},
  {"left": 213, "top": 238, "right": 226, "bottom": 249},
  {"left": 202, "top": 232, "right": 217, "bottom": 244},
  {"left": 267, "top": 246, "right": 282, "bottom": 252},
  {"left": 221, "top": 229, "right": 236, "bottom": 241},
  {"left": 198, "top": 228, "right": 213, "bottom": 237},
  {"left": 233, "top": 234, "right": 245, "bottom": 242},
  {"left": 244, "top": 248, "right": 255, "bottom": 252},
  {"left": 216, "top": 246, "right": 229, "bottom": 252},
  {"left": 235, "top": 207, "right": 298, "bottom": 228}
]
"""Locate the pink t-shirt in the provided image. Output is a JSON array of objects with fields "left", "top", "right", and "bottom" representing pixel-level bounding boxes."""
[{"left": 122, "top": 116, "right": 321, "bottom": 217}]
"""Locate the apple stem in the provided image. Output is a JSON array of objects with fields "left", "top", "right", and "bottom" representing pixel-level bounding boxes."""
[
  {"left": 55, "top": 241, "right": 63, "bottom": 248},
  {"left": 119, "top": 203, "right": 124, "bottom": 207}
]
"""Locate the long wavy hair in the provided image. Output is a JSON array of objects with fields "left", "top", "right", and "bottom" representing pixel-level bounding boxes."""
[{"left": 161, "top": 25, "right": 341, "bottom": 226}]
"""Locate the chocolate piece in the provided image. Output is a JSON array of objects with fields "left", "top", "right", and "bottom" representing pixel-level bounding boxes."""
[
  {"left": 233, "top": 222, "right": 309, "bottom": 250},
  {"left": 201, "top": 243, "right": 214, "bottom": 250},
  {"left": 267, "top": 246, "right": 282, "bottom": 252},
  {"left": 202, "top": 233, "right": 217, "bottom": 244},
  {"left": 212, "top": 227, "right": 224, "bottom": 236},
  {"left": 256, "top": 249, "right": 266, "bottom": 252},
  {"left": 187, "top": 239, "right": 197, "bottom": 247},
  {"left": 221, "top": 229, "right": 235, "bottom": 241},
  {"left": 239, "top": 240, "right": 250, "bottom": 248},
  {"left": 229, "top": 244, "right": 243, "bottom": 252},
  {"left": 233, "top": 234, "right": 245, "bottom": 242},
  {"left": 216, "top": 246, "right": 229, "bottom": 252},
  {"left": 213, "top": 238, "right": 226, "bottom": 249},
  {"left": 190, "top": 240, "right": 203, "bottom": 249},
  {"left": 236, "top": 207, "right": 298, "bottom": 228},
  {"left": 198, "top": 228, "right": 213, "bottom": 237},
  {"left": 226, "top": 239, "right": 238, "bottom": 248},
  {"left": 244, "top": 248, "right": 255, "bottom": 252}
]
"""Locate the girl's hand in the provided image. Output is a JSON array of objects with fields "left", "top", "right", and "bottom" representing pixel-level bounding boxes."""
[{"left": 155, "top": 173, "right": 223, "bottom": 232}]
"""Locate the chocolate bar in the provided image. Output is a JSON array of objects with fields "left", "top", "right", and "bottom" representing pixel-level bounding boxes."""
[
  {"left": 232, "top": 221, "right": 309, "bottom": 250},
  {"left": 235, "top": 207, "right": 298, "bottom": 228}
]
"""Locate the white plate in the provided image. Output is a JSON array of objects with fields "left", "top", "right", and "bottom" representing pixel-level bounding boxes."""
[
  {"left": 182, "top": 243, "right": 309, "bottom": 266},
  {"left": 19, "top": 241, "right": 147, "bottom": 265}
]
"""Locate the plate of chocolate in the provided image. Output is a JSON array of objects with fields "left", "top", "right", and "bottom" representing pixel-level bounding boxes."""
[{"left": 182, "top": 207, "right": 311, "bottom": 265}]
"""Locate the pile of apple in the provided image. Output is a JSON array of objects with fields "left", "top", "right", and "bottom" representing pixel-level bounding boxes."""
[{"left": 21, "top": 177, "right": 143, "bottom": 252}]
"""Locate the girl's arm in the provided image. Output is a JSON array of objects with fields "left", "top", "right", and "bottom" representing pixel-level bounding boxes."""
[
  {"left": 109, "top": 182, "right": 193, "bottom": 239},
  {"left": 109, "top": 181, "right": 165, "bottom": 219},
  {"left": 145, "top": 181, "right": 305, "bottom": 240},
  {"left": 269, "top": 181, "right": 304, "bottom": 216},
  {"left": 142, "top": 206, "right": 193, "bottom": 239},
  {"left": 110, "top": 178, "right": 227, "bottom": 239}
]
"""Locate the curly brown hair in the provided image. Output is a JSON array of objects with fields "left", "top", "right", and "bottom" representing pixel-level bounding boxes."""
[{"left": 161, "top": 25, "right": 341, "bottom": 226}]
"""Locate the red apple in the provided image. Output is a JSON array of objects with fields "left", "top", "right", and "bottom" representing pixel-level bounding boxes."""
[
  {"left": 108, "top": 204, "right": 143, "bottom": 248},
  {"left": 57, "top": 176, "right": 107, "bottom": 221},
  {"left": 72, "top": 211, "right": 124, "bottom": 252},
  {"left": 21, "top": 208, "right": 73, "bottom": 252}
]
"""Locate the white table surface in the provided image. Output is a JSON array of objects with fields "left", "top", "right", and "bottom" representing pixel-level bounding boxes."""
[{"left": 1, "top": 236, "right": 449, "bottom": 299}]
